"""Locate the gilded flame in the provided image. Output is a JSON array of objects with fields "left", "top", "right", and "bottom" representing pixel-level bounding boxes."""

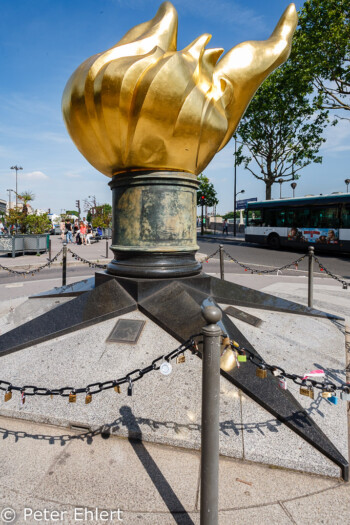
[{"left": 62, "top": 2, "right": 297, "bottom": 177}]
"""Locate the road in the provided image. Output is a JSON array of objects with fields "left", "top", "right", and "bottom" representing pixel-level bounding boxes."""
[
  {"left": 197, "top": 236, "right": 350, "bottom": 278},
  {"left": 0, "top": 235, "right": 349, "bottom": 302}
]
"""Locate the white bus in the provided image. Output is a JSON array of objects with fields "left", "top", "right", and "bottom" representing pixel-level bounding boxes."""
[{"left": 245, "top": 193, "right": 350, "bottom": 251}]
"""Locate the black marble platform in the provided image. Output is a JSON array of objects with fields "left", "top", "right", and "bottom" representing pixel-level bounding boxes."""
[{"left": 0, "top": 272, "right": 347, "bottom": 480}]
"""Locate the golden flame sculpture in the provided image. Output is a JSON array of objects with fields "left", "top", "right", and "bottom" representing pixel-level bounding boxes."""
[{"left": 62, "top": 2, "right": 297, "bottom": 177}]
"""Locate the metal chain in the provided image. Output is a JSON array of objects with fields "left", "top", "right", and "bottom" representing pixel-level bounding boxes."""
[
  {"left": 222, "top": 248, "right": 307, "bottom": 274},
  {"left": 0, "top": 336, "right": 201, "bottom": 400},
  {"left": 313, "top": 254, "right": 349, "bottom": 289},
  {"left": 198, "top": 248, "right": 220, "bottom": 264},
  {"left": 224, "top": 337, "right": 349, "bottom": 396},
  {"left": 68, "top": 248, "right": 107, "bottom": 269},
  {"left": 0, "top": 248, "right": 63, "bottom": 276}
]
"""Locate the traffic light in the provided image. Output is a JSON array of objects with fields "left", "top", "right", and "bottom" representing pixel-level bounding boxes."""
[
  {"left": 201, "top": 195, "right": 205, "bottom": 203},
  {"left": 75, "top": 199, "right": 80, "bottom": 209}
]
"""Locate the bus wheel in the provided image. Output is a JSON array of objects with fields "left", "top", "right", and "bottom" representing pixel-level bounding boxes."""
[{"left": 267, "top": 234, "right": 280, "bottom": 249}]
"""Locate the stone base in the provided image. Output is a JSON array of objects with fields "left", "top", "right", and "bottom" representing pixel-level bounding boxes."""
[{"left": 107, "top": 250, "right": 201, "bottom": 278}]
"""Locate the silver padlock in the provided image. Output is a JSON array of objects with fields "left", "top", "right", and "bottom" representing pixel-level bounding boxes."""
[{"left": 340, "top": 388, "right": 350, "bottom": 401}]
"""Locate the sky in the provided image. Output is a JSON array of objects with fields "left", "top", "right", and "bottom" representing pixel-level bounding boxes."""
[{"left": 0, "top": 0, "right": 349, "bottom": 215}]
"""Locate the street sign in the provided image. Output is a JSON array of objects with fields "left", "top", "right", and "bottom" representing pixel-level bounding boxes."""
[{"left": 236, "top": 198, "right": 257, "bottom": 210}]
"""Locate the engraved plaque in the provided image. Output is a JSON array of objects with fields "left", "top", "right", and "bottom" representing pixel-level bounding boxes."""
[{"left": 106, "top": 319, "right": 145, "bottom": 344}]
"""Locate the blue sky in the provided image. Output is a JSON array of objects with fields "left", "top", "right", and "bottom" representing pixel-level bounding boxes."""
[{"left": 0, "top": 0, "right": 349, "bottom": 215}]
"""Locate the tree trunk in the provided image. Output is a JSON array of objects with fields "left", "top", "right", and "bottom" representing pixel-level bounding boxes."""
[{"left": 265, "top": 182, "right": 273, "bottom": 200}]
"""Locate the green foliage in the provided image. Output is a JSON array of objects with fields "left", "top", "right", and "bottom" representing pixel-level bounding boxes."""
[
  {"left": 18, "top": 191, "right": 35, "bottom": 216},
  {"left": 7, "top": 210, "right": 51, "bottom": 234},
  {"left": 235, "top": 61, "right": 329, "bottom": 200},
  {"left": 222, "top": 212, "right": 237, "bottom": 220},
  {"left": 91, "top": 203, "right": 112, "bottom": 228},
  {"left": 66, "top": 210, "right": 79, "bottom": 217},
  {"left": 293, "top": 0, "right": 349, "bottom": 114},
  {"left": 197, "top": 174, "right": 219, "bottom": 207}
]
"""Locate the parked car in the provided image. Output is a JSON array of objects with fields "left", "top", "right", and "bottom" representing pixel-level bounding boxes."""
[{"left": 50, "top": 224, "right": 61, "bottom": 235}]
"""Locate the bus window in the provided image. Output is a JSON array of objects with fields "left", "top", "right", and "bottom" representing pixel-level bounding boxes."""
[
  {"left": 293, "top": 207, "right": 310, "bottom": 227},
  {"left": 247, "top": 209, "right": 262, "bottom": 226},
  {"left": 341, "top": 205, "right": 350, "bottom": 228},
  {"left": 309, "top": 207, "right": 338, "bottom": 228}
]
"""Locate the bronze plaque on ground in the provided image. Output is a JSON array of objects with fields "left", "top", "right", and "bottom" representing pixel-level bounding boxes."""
[
  {"left": 106, "top": 319, "right": 145, "bottom": 344},
  {"left": 224, "top": 306, "right": 262, "bottom": 327}
]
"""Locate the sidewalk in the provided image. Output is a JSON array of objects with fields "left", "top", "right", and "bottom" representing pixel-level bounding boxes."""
[{"left": 0, "top": 415, "right": 348, "bottom": 525}]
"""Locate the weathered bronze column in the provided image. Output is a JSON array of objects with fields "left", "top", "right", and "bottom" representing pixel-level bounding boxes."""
[{"left": 107, "top": 170, "right": 201, "bottom": 277}]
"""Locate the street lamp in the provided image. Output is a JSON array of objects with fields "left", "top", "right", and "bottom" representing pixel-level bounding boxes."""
[
  {"left": 6, "top": 189, "right": 13, "bottom": 211},
  {"left": 291, "top": 182, "right": 297, "bottom": 198},
  {"left": 278, "top": 178, "right": 284, "bottom": 199},
  {"left": 345, "top": 179, "right": 350, "bottom": 193},
  {"left": 234, "top": 189, "right": 245, "bottom": 236},
  {"left": 10, "top": 166, "right": 22, "bottom": 208}
]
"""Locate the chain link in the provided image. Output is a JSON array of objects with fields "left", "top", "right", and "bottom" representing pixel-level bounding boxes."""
[
  {"left": 68, "top": 248, "right": 107, "bottom": 269},
  {"left": 222, "top": 248, "right": 307, "bottom": 274},
  {"left": 0, "top": 248, "right": 63, "bottom": 276},
  {"left": 0, "top": 336, "right": 200, "bottom": 399},
  {"left": 313, "top": 254, "right": 349, "bottom": 289},
  {"left": 223, "top": 337, "right": 349, "bottom": 396}
]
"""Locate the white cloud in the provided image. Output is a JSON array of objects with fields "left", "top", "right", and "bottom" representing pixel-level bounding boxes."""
[
  {"left": 22, "top": 171, "right": 49, "bottom": 180},
  {"left": 322, "top": 117, "right": 350, "bottom": 153}
]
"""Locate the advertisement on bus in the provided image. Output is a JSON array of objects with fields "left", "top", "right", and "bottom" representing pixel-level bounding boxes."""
[{"left": 287, "top": 227, "right": 339, "bottom": 244}]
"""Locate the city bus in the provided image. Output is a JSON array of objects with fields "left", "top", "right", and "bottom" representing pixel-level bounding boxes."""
[{"left": 245, "top": 193, "right": 350, "bottom": 251}]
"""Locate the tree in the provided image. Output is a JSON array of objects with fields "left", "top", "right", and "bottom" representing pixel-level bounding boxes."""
[
  {"left": 294, "top": 0, "right": 350, "bottom": 116},
  {"left": 235, "top": 63, "right": 329, "bottom": 200},
  {"left": 197, "top": 174, "right": 218, "bottom": 207},
  {"left": 197, "top": 174, "right": 219, "bottom": 234},
  {"left": 7, "top": 209, "right": 51, "bottom": 234},
  {"left": 18, "top": 191, "right": 35, "bottom": 216},
  {"left": 91, "top": 204, "right": 112, "bottom": 228}
]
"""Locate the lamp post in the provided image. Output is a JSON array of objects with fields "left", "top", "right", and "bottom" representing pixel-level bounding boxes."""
[
  {"left": 10, "top": 166, "right": 22, "bottom": 208},
  {"left": 345, "top": 179, "right": 350, "bottom": 193},
  {"left": 291, "top": 182, "right": 297, "bottom": 198},
  {"left": 278, "top": 178, "right": 284, "bottom": 199},
  {"left": 6, "top": 189, "right": 12, "bottom": 211},
  {"left": 234, "top": 189, "right": 245, "bottom": 236}
]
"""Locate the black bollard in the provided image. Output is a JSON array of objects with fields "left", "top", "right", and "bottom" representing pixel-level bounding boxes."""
[{"left": 200, "top": 305, "right": 222, "bottom": 525}]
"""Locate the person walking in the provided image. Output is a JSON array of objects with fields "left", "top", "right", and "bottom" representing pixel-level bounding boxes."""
[
  {"left": 223, "top": 219, "right": 228, "bottom": 235},
  {"left": 60, "top": 219, "right": 66, "bottom": 242},
  {"left": 80, "top": 221, "right": 87, "bottom": 245},
  {"left": 65, "top": 219, "right": 73, "bottom": 243}
]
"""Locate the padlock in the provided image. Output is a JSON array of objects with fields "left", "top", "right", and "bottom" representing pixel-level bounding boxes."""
[
  {"left": 279, "top": 377, "right": 287, "bottom": 390},
  {"left": 321, "top": 388, "right": 333, "bottom": 399},
  {"left": 328, "top": 395, "right": 338, "bottom": 405},
  {"left": 69, "top": 391, "right": 77, "bottom": 403},
  {"left": 237, "top": 350, "right": 247, "bottom": 363},
  {"left": 176, "top": 354, "right": 186, "bottom": 364},
  {"left": 340, "top": 389, "right": 350, "bottom": 401},
  {"left": 222, "top": 336, "right": 230, "bottom": 347},
  {"left": 256, "top": 365, "right": 267, "bottom": 379},
  {"left": 20, "top": 390, "right": 26, "bottom": 406},
  {"left": 220, "top": 346, "right": 238, "bottom": 372},
  {"left": 85, "top": 391, "right": 92, "bottom": 404},
  {"left": 271, "top": 367, "right": 280, "bottom": 377},
  {"left": 4, "top": 389, "right": 12, "bottom": 402},
  {"left": 300, "top": 384, "right": 314, "bottom": 399},
  {"left": 127, "top": 379, "right": 133, "bottom": 397},
  {"left": 231, "top": 340, "right": 239, "bottom": 349},
  {"left": 114, "top": 384, "right": 121, "bottom": 394}
]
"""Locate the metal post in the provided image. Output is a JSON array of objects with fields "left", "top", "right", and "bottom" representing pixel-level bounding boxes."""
[
  {"left": 219, "top": 244, "right": 224, "bottom": 281},
  {"left": 200, "top": 305, "right": 222, "bottom": 525},
  {"left": 62, "top": 242, "right": 67, "bottom": 287},
  {"left": 106, "top": 240, "right": 109, "bottom": 259},
  {"left": 308, "top": 246, "right": 314, "bottom": 308},
  {"left": 49, "top": 238, "right": 52, "bottom": 265}
]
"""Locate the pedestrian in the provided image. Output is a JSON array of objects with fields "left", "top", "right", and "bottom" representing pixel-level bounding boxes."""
[
  {"left": 223, "top": 219, "right": 228, "bottom": 235},
  {"left": 86, "top": 224, "right": 93, "bottom": 245},
  {"left": 0, "top": 219, "right": 4, "bottom": 235},
  {"left": 80, "top": 221, "right": 87, "bottom": 245},
  {"left": 73, "top": 220, "right": 79, "bottom": 242},
  {"left": 60, "top": 219, "right": 66, "bottom": 242},
  {"left": 65, "top": 219, "right": 73, "bottom": 243}
]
